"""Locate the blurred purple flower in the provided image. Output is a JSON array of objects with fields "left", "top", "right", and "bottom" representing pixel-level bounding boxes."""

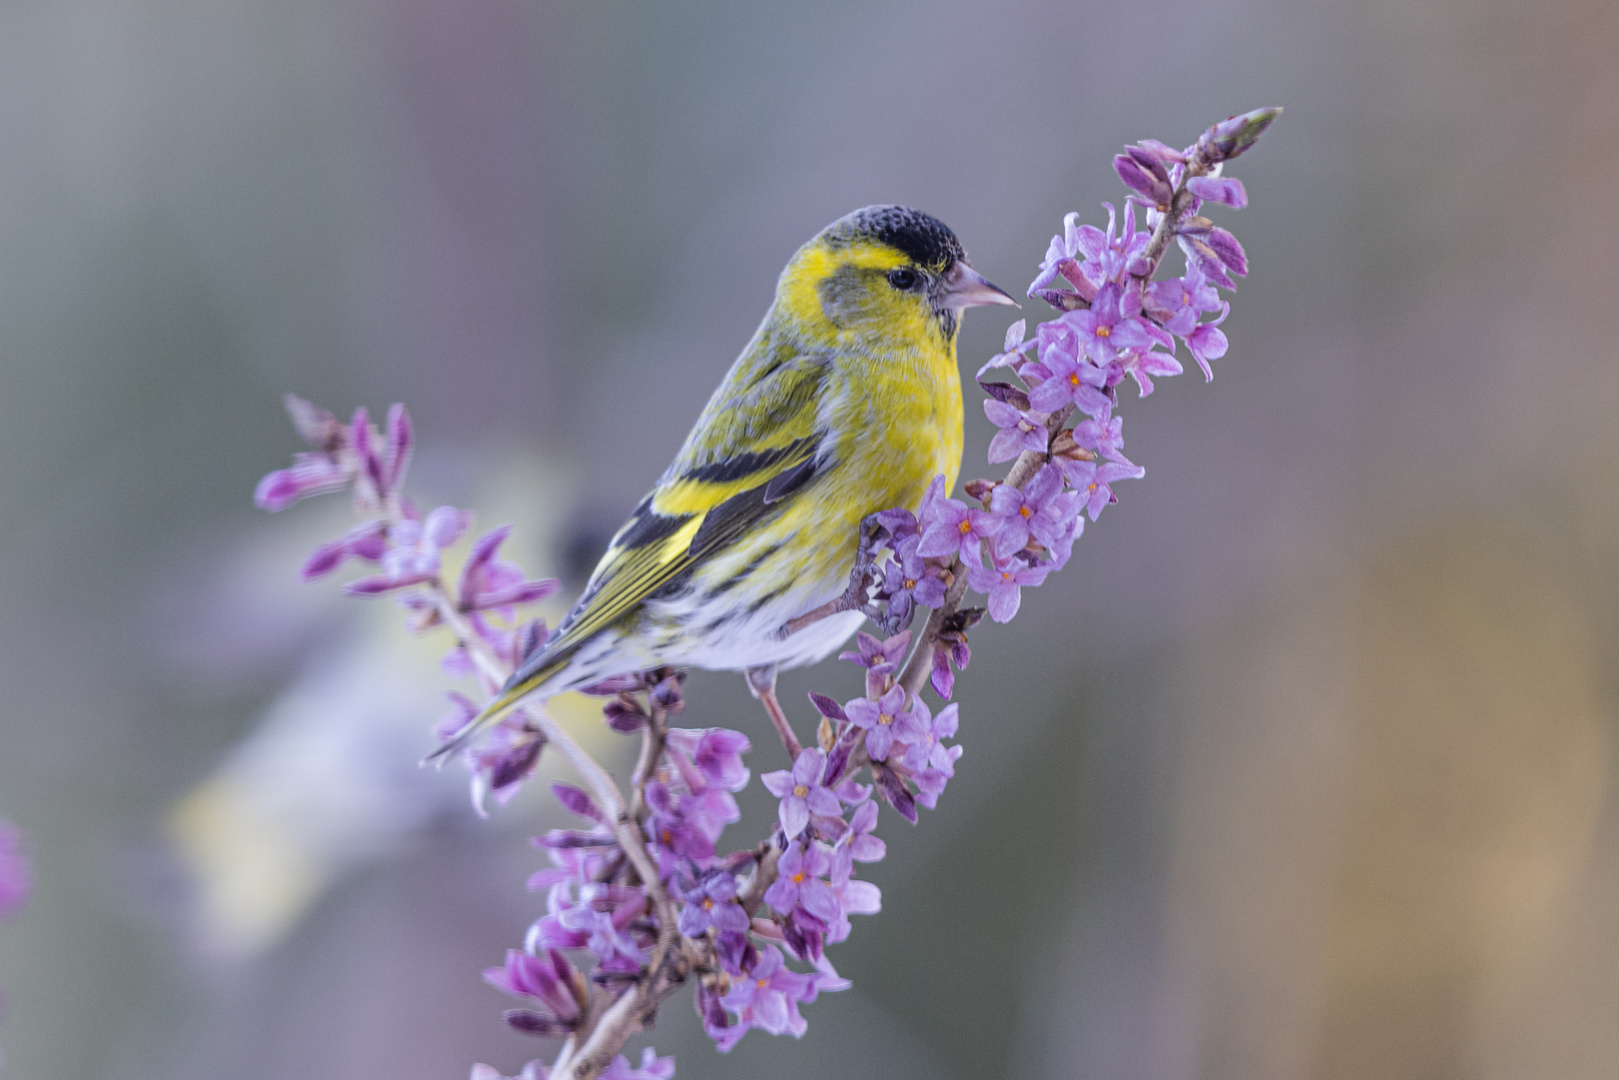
[
  {"left": 280, "top": 394, "right": 344, "bottom": 448},
  {"left": 380, "top": 403, "right": 414, "bottom": 494},
  {"left": 838, "top": 630, "right": 910, "bottom": 699},
  {"left": 384, "top": 505, "right": 469, "bottom": 579},
  {"left": 344, "top": 505, "right": 469, "bottom": 595},
  {"left": 911, "top": 765, "right": 954, "bottom": 811},
  {"left": 901, "top": 702, "right": 963, "bottom": 778},
  {"left": 682, "top": 787, "right": 741, "bottom": 849},
  {"left": 829, "top": 800, "right": 885, "bottom": 884},
  {"left": 456, "top": 712, "right": 546, "bottom": 816},
  {"left": 679, "top": 871, "right": 749, "bottom": 940},
  {"left": 646, "top": 781, "right": 717, "bottom": 866},
  {"left": 254, "top": 453, "right": 351, "bottom": 512},
  {"left": 764, "top": 840, "right": 840, "bottom": 928},
  {"left": 459, "top": 525, "right": 560, "bottom": 615},
  {"left": 526, "top": 843, "right": 613, "bottom": 895},
  {"left": 824, "top": 875, "right": 882, "bottom": 945},
  {"left": 665, "top": 727, "right": 752, "bottom": 792},
  {"left": 761, "top": 749, "right": 840, "bottom": 840},
  {"left": 717, "top": 945, "right": 818, "bottom": 1046},
  {"left": 844, "top": 685, "right": 922, "bottom": 763},
  {"left": 534, "top": 880, "right": 648, "bottom": 970},
  {"left": 0, "top": 819, "right": 31, "bottom": 918},
  {"left": 483, "top": 948, "right": 583, "bottom": 1030},
  {"left": 300, "top": 520, "right": 388, "bottom": 581},
  {"left": 346, "top": 406, "right": 387, "bottom": 496}
]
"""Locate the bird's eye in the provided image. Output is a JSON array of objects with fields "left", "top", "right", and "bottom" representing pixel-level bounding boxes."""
[{"left": 886, "top": 267, "right": 920, "bottom": 291}]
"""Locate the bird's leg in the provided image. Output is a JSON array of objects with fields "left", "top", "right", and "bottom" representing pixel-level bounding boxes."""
[
  {"left": 780, "top": 514, "right": 890, "bottom": 637},
  {"left": 745, "top": 663, "right": 802, "bottom": 760}
]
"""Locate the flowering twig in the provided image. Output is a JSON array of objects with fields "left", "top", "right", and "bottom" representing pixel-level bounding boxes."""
[{"left": 254, "top": 107, "right": 1277, "bottom": 1080}]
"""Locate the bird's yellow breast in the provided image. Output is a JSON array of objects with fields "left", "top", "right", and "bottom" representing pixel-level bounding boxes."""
[
  {"left": 778, "top": 237, "right": 963, "bottom": 503},
  {"left": 764, "top": 336, "right": 962, "bottom": 586}
]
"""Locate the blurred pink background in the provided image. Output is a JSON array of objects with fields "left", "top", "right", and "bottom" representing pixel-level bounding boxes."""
[{"left": 1, "top": 0, "right": 1617, "bottom": 1077}]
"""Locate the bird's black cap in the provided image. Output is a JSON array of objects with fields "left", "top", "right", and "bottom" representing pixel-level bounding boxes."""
[{"left": 826, "top": 205, "right": 966, "bottom": 272}]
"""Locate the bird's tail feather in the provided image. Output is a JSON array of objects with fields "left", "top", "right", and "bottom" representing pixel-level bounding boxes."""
[{"left": 421, "top": 645, "right": 575, "bottom": 766}]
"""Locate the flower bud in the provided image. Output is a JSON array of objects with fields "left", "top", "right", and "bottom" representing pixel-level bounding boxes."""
[
  {"left": 1050, "top": 428, "right": 1098, "bottom": 462},
  {"left": 1133, "top": 138, "right": 1185, "bottom": 166},
  {"left": 1056, "top": 260, "right": 1100, "bottom": 302},
  {"left": 382, "top": 403, "right": 413, "bottom": 494},
  {"left": 1031, "top": 287, "right": 1090, "bottom": 312},
  {"left": 490, "top": 737, "right": 545, "bottom": 791},
  {"left": 1198, "top": 107, "right": 1282, "bottom": 162},
  {"left": 650, "top": 673, "right": 686, "bottom": 713},
  {"left": 503, "top": 1009, "right": 576, "bottom": 1038},
  {"left": 979, "top": 381, "right": 1032, "bottom": 411},
  {"left": 963, "top": 479, "right": 996, "bottom": 503},
  {"left": 1113, "top": 153, "right": 1173, "bottom": 205},
  {"left": 552, "top": 782, "right": 607, "bottom": 824}
]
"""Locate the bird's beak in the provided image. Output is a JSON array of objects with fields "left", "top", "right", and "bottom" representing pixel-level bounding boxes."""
[{"left": 937, "top": 259, "right": 1019, "bottom": 310}]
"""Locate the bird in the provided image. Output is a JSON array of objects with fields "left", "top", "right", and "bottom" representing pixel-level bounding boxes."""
[{"left": 430, "top": 205, "right": 1015, "bottom": 761}]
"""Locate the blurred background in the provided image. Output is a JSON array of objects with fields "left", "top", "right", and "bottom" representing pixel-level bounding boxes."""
[{"left": 1, "top": 0, "right": 1617, "bottom": 1077}]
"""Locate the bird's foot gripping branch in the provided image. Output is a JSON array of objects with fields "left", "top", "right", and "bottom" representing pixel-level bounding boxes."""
[{"left": 253, "top": 108, "right": 1278, "bottom": 1080}]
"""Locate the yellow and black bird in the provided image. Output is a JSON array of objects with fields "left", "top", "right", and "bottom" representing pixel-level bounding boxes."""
[{"left": 432, "top": 205, "right": 1014, "bottom": 758}]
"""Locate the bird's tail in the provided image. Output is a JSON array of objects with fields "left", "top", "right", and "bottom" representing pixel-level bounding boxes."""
[{"left": 421, "top": 645, "right": 575, "bottom": 766}]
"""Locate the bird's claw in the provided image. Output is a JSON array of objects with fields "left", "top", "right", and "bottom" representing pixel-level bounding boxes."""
[{"left": 781, "top": 513, "right": 914, "bottom": 639}]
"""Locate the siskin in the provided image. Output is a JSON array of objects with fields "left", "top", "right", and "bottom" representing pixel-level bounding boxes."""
[{"left": 433, "top": 205, "right": 1014, "bottom": 759}]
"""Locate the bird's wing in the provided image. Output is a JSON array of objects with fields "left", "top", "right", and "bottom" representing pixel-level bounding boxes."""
[
  {"left": 549, "top": 351, "right": 832, "bottom": 650},
  {"left": 427, "top": 353, "right": 834, "bottom": 760}
]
